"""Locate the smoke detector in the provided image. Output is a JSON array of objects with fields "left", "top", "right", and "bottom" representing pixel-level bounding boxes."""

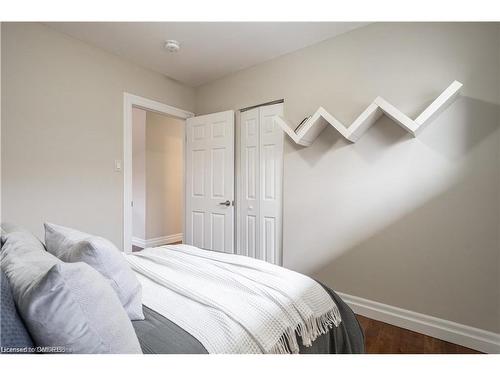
[{"left": 164, "top": 40, "right": 181, "bottom": 53}]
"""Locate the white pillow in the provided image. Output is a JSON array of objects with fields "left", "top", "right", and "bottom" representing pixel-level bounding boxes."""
[
  {"left": 1, "top": 230, "right": 142, "bottom": 354},
  {"left": 44, "top": 223, "right": 144, "bottom": 320}
]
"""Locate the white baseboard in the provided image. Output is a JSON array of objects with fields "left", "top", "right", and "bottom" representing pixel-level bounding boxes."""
[
  {"left": 337, "top": 292, "right": 500, "bottom": 354},
  {"left": 132, "top": 233, "right": 183, "bottom": 248}
]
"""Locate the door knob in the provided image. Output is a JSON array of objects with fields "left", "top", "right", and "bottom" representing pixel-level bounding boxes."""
[{"left": 219, "top": 200, "right": 231, "bottom": 207}]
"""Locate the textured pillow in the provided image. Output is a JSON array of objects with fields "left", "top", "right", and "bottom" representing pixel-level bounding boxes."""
[
  {"left": 1, "top": 231, "right": 142, "bottom": 354},
  {"left": 1, "top": 223, "right": 34, "bottom": 248},
  {"left": 1, "top": 270, "right": 34, "bottom": 353},
  {"left": 44, "top": 223, "right": 144, "bottom": 320}
]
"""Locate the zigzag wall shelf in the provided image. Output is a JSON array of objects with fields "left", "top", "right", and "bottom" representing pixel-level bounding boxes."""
[{"left": 274, "top": 80, "right": 463, "bottom": 146}]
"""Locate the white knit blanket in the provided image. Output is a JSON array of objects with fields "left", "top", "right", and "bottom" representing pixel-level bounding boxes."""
[{"left": 125, "top": 245, "right": 341, "bottom": 354}]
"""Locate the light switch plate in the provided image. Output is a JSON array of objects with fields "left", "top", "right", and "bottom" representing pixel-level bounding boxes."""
[{"left": 114, "top": 159, "right": 122, "bottom": 172}]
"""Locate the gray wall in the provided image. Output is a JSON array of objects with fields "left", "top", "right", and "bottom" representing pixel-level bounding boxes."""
[
  {"left": 195, "top": 23, "right": 500, "bottom": 333},
  {"left": 1, "top": 23, "right": 195, "bottom": 246}
]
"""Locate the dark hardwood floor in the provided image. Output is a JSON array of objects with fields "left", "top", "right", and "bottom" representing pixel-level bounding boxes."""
[{"left": 356, "top": 314, "right": 482, "bottom": 354}]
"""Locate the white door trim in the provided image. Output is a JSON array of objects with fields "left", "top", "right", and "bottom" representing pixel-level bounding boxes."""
[{"left": 123, "top": 93, "right": 194, "bottom": 253}]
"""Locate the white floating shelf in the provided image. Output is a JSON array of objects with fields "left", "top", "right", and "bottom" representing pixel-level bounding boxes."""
[{"left": 274, "top": 80, "right": 463, "bottom": 146}]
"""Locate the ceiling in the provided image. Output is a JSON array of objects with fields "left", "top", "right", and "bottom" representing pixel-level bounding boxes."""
[{"left": 45, "top": 22, "right": 367, "bottom": 87}]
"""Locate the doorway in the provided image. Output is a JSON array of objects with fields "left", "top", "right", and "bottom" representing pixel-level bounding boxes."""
[
  {"left": 123, "top": 93, "right": 194, "bottom": 253},
  {"left": 131, "top": 107, "right": 185, "bottom": 252},
  {"left": 123, "top": 94, "right": 235, "bottom": 254}
]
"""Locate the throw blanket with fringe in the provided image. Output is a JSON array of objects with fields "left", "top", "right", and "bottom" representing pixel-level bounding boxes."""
[{"left": 125, "top": 245, "right": 341, "bottom": 354}]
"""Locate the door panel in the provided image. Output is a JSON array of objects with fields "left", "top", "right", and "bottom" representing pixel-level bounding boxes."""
[
  {"left": 246, "top": 146, "right": 257, "bottom": 200},
  {"left": 263, "top": 216, "right": 276, "bottom": 264},
  {"left": 211, "top": 148, "right": 226, "bottom": 198},
  {"left": 263, "top": 144, "right": 276, "bottom": 200},
  {"left": 210, "top": 213, "right": 225, "bottom": 252},
  {"left": 185, "top": 110, "right": 234, "bottom": 253},
  {"left": 245, "top": 215, "right": 257, "bottom": 258},
  {"left": 192, "top": 150, "right": 206, "bottom": 196},
  {"left": 192, "top": 211, "right": 205, "bottom": 248}
]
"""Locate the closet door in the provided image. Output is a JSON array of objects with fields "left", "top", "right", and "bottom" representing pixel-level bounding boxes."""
[{"left": 239, "top": 103, "right": 283, "bottom": 265}]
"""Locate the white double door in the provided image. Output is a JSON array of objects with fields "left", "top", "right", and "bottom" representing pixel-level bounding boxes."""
[
  {"left": 239, "top": 103, "right": 284, "bottom": 265},
  {"left": 185, "top": 105, "right": 283, "bottom": 264}
]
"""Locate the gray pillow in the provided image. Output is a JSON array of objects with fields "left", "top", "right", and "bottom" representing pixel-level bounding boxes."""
[
  {"left": 1, "top": 230, "right": 142, "bottom": 354},
  {"left": 1, "top": 222, "right": 34, "bottom": 248},
  {"left": 1, "top": 270, "right": 34, "bottom": 353},
  {"left": 44, "top": 223, "right": 144, "bottom": 320}
]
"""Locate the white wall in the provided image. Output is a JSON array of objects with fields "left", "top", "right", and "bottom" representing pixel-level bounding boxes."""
[
  {"left": 132, "top": 107, "right": 146, "bottom": 240},
  {"left": 195, "top": 22, "right": 500, "bottom": 333},
  {"left": 145, "top": 111, "right": 184, "bottom": 240},
  {"left": 1, "top": 23, "right": 195, "bottom": 247}
]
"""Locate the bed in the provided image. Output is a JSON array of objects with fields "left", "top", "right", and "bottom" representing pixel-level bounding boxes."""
[
  {"left": 1, "top": 224, "right": 364, "bottom": 354},
  {"left": 128, "top": 245, "right": 365, "bottom": 354}
]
